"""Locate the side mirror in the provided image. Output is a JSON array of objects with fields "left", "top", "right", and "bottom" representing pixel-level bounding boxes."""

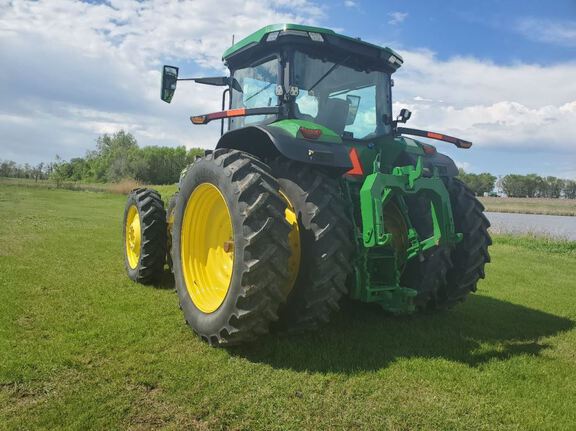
[
  {"left": 345, "top": 95, "right": 361, "bottom": 125},
  {"left": 396, "top": 108, "right": 412, "bottom": 124},
  {"left": 161, "top": 65, "right": 179, "bottom": 103}
]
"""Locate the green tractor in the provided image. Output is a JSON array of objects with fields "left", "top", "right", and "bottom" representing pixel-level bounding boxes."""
[{"left": 122, "top": 24, "right": 491, "bottom": 346}]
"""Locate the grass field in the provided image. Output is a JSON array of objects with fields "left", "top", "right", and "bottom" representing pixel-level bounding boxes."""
[
  {"left": 479, "top": 196, "right": 576, "bottom": 216},
  {"left": 1, "top": 185, "right": 575, "bottom": 430}
]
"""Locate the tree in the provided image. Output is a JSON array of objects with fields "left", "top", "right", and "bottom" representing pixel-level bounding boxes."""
[
  {"left": 33, "top": 162, "right": 45, "bottom": 182},
  {"left": 50, "top": 155, "right": 69, "bottom": 188},
  {"left": 0, "top": 160, "right": 16, "bottom": 177},
  {"left": 501, "top": 174, "right": 543, "bottom": 197},
  {"left": 186, "top": 148, "right": 204, "bottom": 164},
  {"left": 458, "top": 169, "right": 496, "bottom": 196},
  {"left": 541, "top": 176, "right": 565, "bottom": 198},
  {"left": 564, "top": 180, "right": 576, "bottom": 199}
]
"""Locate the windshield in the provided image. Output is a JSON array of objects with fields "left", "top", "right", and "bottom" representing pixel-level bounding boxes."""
[
  {"left": 230, "top": 57, "right": 279, "bottom": 129},
  {"left": 292, "top": 51, "right": 391, "bottom": 139}
]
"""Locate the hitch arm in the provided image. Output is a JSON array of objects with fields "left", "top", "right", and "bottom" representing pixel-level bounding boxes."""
[{"left": 397, "top": 127, "right": 472, "bottom": 149}]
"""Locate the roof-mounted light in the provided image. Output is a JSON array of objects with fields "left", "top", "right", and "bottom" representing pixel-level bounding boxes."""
[
  {"left": 266, "top": 30, "right": 325, "bottom": 42},
  {"left": 308, "top": 32, "right": 324, "bottom": 42},
  {"left": 388, "top": 55, "right": 401, "bottom": 65},
  {"left": 280, "top": 29, "right": 309, "bottom": 37},
  {"left": 266, "top": 31, "right": 280, "bottom": 42}
]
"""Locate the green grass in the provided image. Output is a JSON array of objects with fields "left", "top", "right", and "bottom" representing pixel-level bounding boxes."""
[
  {"left": 479, "top": 196, "right": 576, "bottom": 216},
  {"left": 1, "top": 185, "right": 575, "bottom": 430},
  {"left": 0, "top": 177, "right": 110, "bottom": 193}
]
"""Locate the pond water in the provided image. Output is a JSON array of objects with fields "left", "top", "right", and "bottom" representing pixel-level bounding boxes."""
[{"left": 486, "top": 212, "right": 576, "bottom": 241}]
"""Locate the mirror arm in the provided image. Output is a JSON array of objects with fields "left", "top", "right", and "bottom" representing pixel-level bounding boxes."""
[{"left": 177, "top": 77, "right": 242, "bottom": 92}]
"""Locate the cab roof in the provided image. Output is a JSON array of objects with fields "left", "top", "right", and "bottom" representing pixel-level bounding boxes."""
[{"left": 222, "top": 23, "right": 403, "bottom": 71}]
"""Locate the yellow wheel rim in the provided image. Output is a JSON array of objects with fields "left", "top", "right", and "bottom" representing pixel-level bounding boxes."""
[
  {"left": 125, "top": 205, "right": 141, "bottom": 269},
  {"left": 181, "top": 183, "right": 234, "bottom": 313},
  {"left": 280, "top": 191, "right": 301, "bottom": 293}
]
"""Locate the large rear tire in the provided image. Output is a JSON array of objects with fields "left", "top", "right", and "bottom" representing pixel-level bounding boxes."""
[
  {"left": 172, "top": 149, "right": 291, "bottom": 346},
  {"left": 435, "top": 177, "right": 491, "bottom": 307},
  {"left": 123, "top": 188, "right": 167, "bottom": 284},
  {"left": 269, "top": 159, "right": 354, "bottom": 332}
]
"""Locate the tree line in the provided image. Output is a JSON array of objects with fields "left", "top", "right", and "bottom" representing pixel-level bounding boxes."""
[
  {"left": 499, "top": 174, "right": 576, "bottom": 199},
  {"left": 457, "top": 169, "right": 576, "bottom": 198},
  {"left": 0, "top": 160, "right": 49, "bottom": 181},
  {"left": 1, "top": 131, "right": 204, "bottom": 186},
  {"left": 1, "top": 130, "right": 575, "bottom": 197}
]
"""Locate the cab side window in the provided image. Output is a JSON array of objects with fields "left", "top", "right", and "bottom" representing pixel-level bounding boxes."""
[{"left": 230, "top": 58, "right": 279, "bottom": 129}]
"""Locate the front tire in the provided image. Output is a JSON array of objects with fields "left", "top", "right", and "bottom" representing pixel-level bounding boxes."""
[
  {"left": 123, "top": 188, "right": 167, "bottom": 284},
  {"left": 172, "top": 149, "right": 291, "bottom": 346}
]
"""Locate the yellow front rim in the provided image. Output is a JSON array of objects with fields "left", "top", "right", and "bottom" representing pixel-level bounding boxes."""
[
  {"left": 280, "top": 191, "right": 301, "bottom": 293},
  {"left": 125, "top": 205, "right": 141, "bottom": 269},
  {"left": 181, "top": 183, "right": 234, "bottom": 313}
]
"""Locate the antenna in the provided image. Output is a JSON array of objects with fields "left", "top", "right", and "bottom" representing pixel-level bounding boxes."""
[{"left": 231, "top": 34, "right": 235, "bottom": 46}]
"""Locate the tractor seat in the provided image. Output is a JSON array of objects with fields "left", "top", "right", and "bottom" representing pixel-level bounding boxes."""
[{"left": 315, "top": 98, "right": 350, "bottom": 135}]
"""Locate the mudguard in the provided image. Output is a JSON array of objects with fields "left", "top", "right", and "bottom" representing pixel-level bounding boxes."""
[{"left": 216, "top": 124, "right": 353, "bottom": 172}]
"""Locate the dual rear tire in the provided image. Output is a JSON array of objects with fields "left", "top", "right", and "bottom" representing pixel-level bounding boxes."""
[{"left": 168, "top": 151, "right": 353, "bottom": 345}]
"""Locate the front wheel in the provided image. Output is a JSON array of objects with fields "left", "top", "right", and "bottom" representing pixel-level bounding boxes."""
[{"left": 123, "top": 188, "right": 167, "bottom": 284}]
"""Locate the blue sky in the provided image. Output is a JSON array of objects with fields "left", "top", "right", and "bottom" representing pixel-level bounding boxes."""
[
  {"left": 333, "top": 0, "right": 576, "bottom": 63},
  {"left": 0, "top": 0, "right": 575, "bottom": 178}
]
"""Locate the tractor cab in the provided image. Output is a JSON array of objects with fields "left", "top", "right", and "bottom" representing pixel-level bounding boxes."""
[
  {"left": 222, "top": 24, "right": 401, "bottom": 140},
  {"left": 161, "top": 24, "right": 471, "bottom": 151},
  {"left": 223, "top": 24, "right": 402, "bottom": 139},
  {"left": 162, "top": 24, "right": 403, "bottom": 140}
]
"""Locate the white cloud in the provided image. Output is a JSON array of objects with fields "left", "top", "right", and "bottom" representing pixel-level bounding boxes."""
[
  {"left": 0, "top": 0, "right": 323, "bottom": 163},
  {"left": 515, "top": 18, "right": 576, "bottom": 47},
  {"left": 391, "top": 49, "right": 576, "bottom": 153},
  {"left": 388, "top": 12, "right": 408, "bottom": 25},
  {"left": 344, "top": 0, "right": 357, "bottom": 7}
]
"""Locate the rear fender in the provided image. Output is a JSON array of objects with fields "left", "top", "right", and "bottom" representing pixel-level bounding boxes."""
[{"left": 216, "top": 125, "right": 353, "bottom": 173}]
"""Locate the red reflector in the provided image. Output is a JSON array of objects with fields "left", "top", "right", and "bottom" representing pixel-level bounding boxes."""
[
  {"left": 346, "top": 147, "right": 364, "bottom": 176},
  {"left": 299, "top": 127, "right": 322, "bottom": 140}
]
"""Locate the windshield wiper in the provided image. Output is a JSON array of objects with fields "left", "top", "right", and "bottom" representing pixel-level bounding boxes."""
[
  {"left": 308, "top": 56, "right": 350, "bottom": 93},
  {"left": 244, "top": 82, "right": 274, "bottom": 103}
]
